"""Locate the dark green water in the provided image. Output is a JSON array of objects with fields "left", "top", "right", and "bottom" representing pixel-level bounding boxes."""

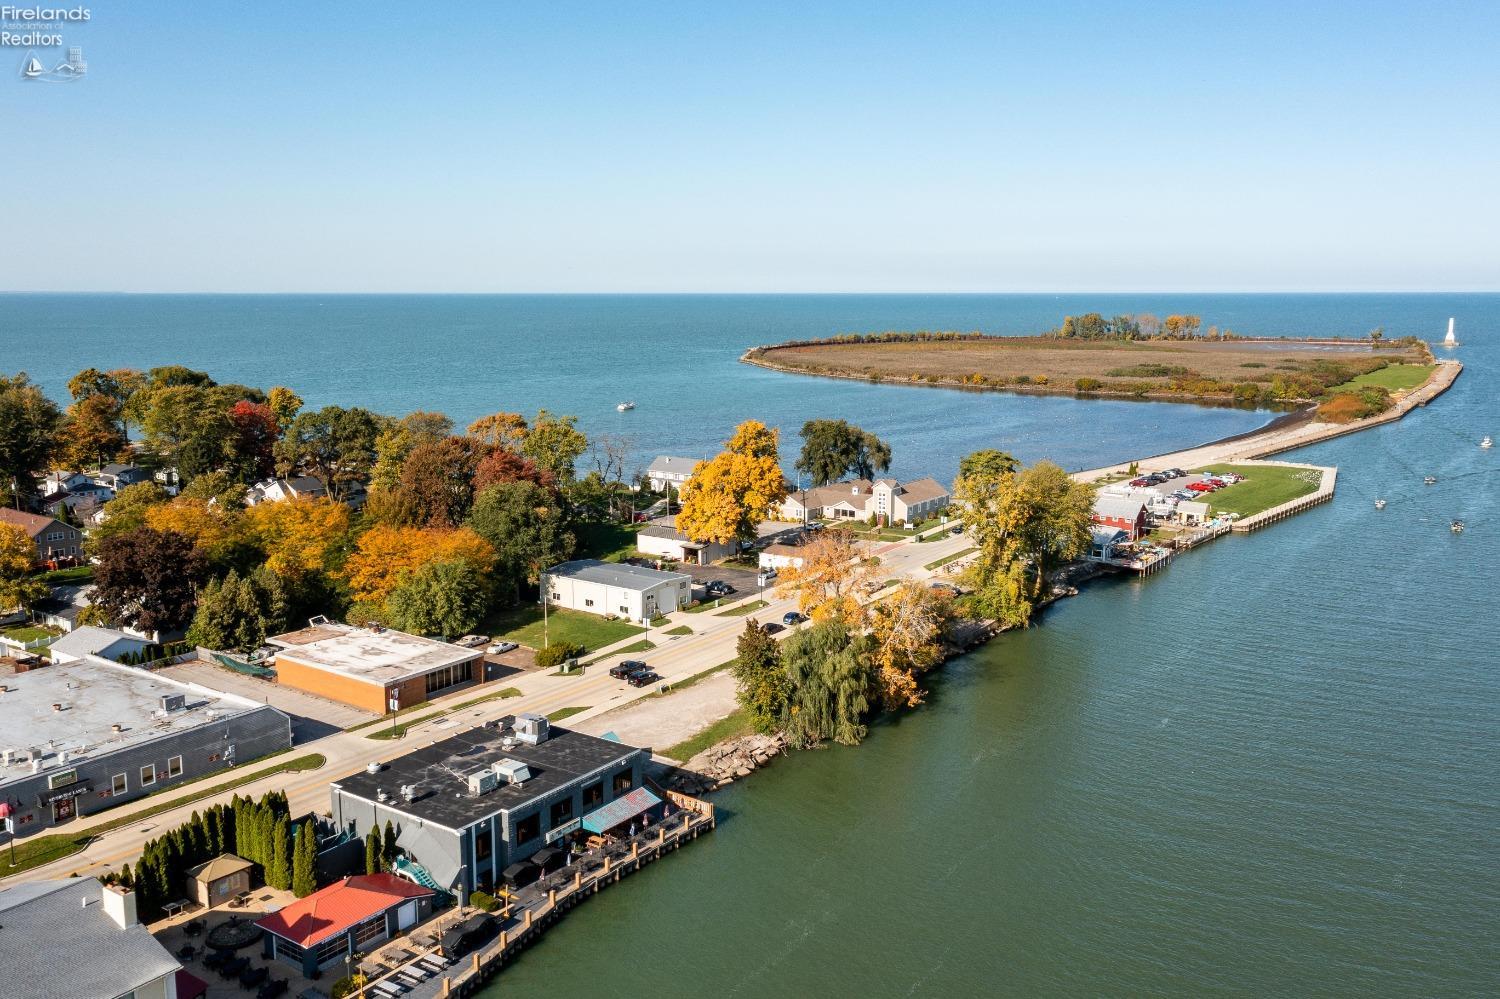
[{"left": 485, "top": 337, "right": 1499, "bottom": 994}]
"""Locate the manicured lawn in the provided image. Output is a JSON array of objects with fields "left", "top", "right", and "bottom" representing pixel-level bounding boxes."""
[
  {"left": 574, "top": 521, "right": 646, "bottom": 563},
  {"left": 1334, "top": 363, "right": 1435, "bottom": 393},
  {"left": 684, "top": 599, "right": 731, "bottom": 614},
  {"left": 664, "top": 624, "right": 693, "bottom": 636},
  {"left": 0, "top": 624, "right": 56, "bottom": 644},
  {"left": 546, "top": 706, "right": 589, "bottom": 722},
  {"left": 367, "top": 713, "right": 443, "bottom": 739},
  {"left": 1195, "top": 464, "right": 1323, "bottom": 517},
  {"left": 715, "top": 599, "right": 769, "bottom": 617},
  {"left": 483, "top": 604, "right": 643, "bottom": 651},
  {"left": 661, "top": 707, "right": 754, "bottom": 762},
  {"left": 0, "top": 752, "right": 325, "bottom": 879},
  {"left": 33, "top": 566, "right": 93, "bottom": 584},
  {"left": 924, "top": 547, "right": 977, "bottom": 571}
]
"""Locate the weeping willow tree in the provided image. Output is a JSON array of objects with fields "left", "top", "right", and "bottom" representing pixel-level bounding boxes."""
[{"left": 781, "top": 616, "right": 875, "bottom": 747}]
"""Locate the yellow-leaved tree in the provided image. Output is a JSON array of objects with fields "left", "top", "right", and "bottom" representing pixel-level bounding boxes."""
[
  {"left": 867, "top": 581, "right": 951, "bottom": 709},
  {"left": 245, "top": 497, "right": 352, "bottom": 579},
  {"left": 775, "top": 528, "right": 877, "bottom": 624},
  {"left": 342, "top": 524, "right": 495, "bottom": 606},
  {"left": 144, "top": 497, "right": 248, "bottom": 565},
  {"left": 675, "top": 420, "right": 787, "bottom": 546}
]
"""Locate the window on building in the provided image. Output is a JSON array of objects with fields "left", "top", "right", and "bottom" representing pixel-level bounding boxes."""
[
  {"left": 351, "top": 914, "right": 387, "bottom": 948},
  {"left": 475, "top": 828, "right": 491, "bottom": 860},
  {"left": 111, "top": 773, "right": 127, "bottom": 795},
  {"left": 140, "top": 764, "right": 156, "bottom": 786},
  {"left": 549, "top": 798, "right": 573, "bottom": 829},
  {"left": 167, "top": 756, "right": 183, "bottom": 778},
  {"left": 582, "top": 781, "right": 603, "bottom": 809},
  {"left": 619, "top": 606, "right": 629, "bottom": 615},
  {"left": 613, "top": 768, "right": 633, "bottom": 795},
  {"left": 515, "top": 813, "right": 540, "bottom": 845},
  {"left": 584, "top": 598, "right": 594, "bottom": 607},
  {"left": 424, "top": 660, "right": 473, "bottom": 695}
]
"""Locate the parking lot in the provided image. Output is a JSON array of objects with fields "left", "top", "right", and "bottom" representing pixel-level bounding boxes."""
[{"left": 680, "top": 561, "right": 764, "bottom": 597}]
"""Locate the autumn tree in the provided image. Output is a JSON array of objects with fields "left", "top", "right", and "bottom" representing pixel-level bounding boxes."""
[
  {"left": 225, "top": 400, "right": 281, "bottom": 482},
  {"left": 144, "top": 495, "right": 250, "bottom": 567},
  {"left": 89, "top": 481, "right": 170, "bottom": 548},
  {"left": 244, "top": 497, "right": 352, "bottom": 579},
  {"left": 0, "top": 523, "right": 48, "bottom": 613},
  {"left": 466, "top": 411, "right": 529, "bottom": 448},
  {"left": 867, "top": 582, "right": 951, "bottom": 709},
  {"left": 0, "top": 373, "right": 63, "bottom": 506},
  {"left": 467, "top": 481, "right": 574, "bottom": 603},
  {"left": 342, "top": 524, "right": 495, "bottom": 606},
  {"left": 473, "top": 446, "right": 554, "bottom": 493},
  {"left": 520, "top": 410, "right": 588, "bottom": 482},
  {"left": 266, "top": 386, "right": 303, "bottom": 429},
  {"left": 60, "top": 393, "right": 128, "bottom": 469},
  {"left": 775, "top": 529, "right": 876, "bottom": 623},
  {"left": 387, "top": 561, "right": 488, "bottom": 638},
  {"left": 733, "top": 619, "right": 790, "bottom": 734},
  {"left": 92, "top": 527, "right": 209, "bottom": 635},
  {"left": 399, "top": 436, "right": 482, "bottom": 528},
  {"left": 273, "top": 405, "right": 384, "bottom": 500},
  {"left": 795, "top": 419, "right": 892, "bottom": 486},
  {"left": 676, "top": 420, "right": 787, "bottom": 545}
]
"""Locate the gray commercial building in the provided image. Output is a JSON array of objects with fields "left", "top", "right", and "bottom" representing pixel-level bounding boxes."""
[
  {"left": 0, "top": 654, "right": 291, "bottom": 839},
  {"left": 330, "top": 714, "right": 651, "bottom": 897}
]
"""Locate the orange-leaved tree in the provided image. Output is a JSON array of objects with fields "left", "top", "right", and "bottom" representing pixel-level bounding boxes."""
[
  {"left": 144, "top": 497, "right": 248, "bottom": 566},
  {"left": 342, "top": 524, "right": 495, "bottom": 605},
  {"left": 867, "top": 581, "right": 951, "bottom": 710},
  {"left": 775, "top": 528, "right": 876, "bottom": 624},
  {"left": 675, "top": 420, "right": 787, "bottom": 546}
]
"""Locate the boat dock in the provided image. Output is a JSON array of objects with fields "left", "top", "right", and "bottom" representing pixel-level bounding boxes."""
[{"left": 386, "top": 789, "right": 716, "bottom": 997}]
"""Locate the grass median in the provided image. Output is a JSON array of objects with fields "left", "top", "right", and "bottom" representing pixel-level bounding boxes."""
[{"left": 925, "top": 547, "right": 977, "bottom": 571}]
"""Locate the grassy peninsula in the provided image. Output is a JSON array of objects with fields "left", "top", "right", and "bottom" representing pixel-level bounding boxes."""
[{"left": 743, "top": 324, "right": 1436, "bottom": 422}]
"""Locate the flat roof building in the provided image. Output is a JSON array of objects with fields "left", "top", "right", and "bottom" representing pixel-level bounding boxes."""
[
  {"left": 331, "top": 715, "right": 652, "bottom": 897},
  {"left": 267, "top": 621, "right": 484, "bottom": 715},
  {"left": 0, "top": 655, "right": 291, "bottom": 837},
  {"left": 542, "top": 559, "right": 692, "bottom": 622}
]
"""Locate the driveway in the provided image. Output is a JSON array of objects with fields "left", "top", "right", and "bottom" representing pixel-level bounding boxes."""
[{"left": 680, "top": 561, "right": 763, "bottom": 596}]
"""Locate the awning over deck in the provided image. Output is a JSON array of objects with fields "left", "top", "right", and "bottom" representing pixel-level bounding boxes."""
[{"left": 581, "top": 787, "right": 661, "bottom": 834}]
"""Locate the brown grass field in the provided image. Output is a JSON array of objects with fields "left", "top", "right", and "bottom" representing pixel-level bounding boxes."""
[{"left": 753, "top": 337, "right": 1425, "bottom": 389}]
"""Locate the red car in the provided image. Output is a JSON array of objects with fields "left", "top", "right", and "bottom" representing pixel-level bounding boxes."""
[{"left": 1187, "top": 481, "right": 1215, "bottom": 492}]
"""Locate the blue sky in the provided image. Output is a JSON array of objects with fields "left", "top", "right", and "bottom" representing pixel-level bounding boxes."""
[{"left": 1, "top": 1, "right": 1496, "bottom": 292}]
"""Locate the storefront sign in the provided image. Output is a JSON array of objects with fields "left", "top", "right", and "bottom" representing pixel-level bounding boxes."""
[
  {"left": 545, "top": 818, "right": 580, "bottom": 843},
  {"left": 36, "top": 783, "right": 91, "bottom": 807}
]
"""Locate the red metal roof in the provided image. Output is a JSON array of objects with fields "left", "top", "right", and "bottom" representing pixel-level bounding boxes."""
[
  {"left": 255, "top": 875, "right": 432, "bottom": 947},
  {"left": 174, "top": 968, "right": 209, "bottom": 999},
  {"left": 345, "top": 872, "right": 435, "bottom": 899}
]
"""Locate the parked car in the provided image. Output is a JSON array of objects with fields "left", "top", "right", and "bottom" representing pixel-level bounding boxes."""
[
  {"left": 454, "top": 634, "right": 489, "bottom": 648},
  {"left": 626, "top": 670, "right": 662, "bottom": 688},
  {"left": 610, "top": 659, "right": 649, "bottom": 680},
  {"left": 486, "top": 640, "right": 518, "bottom": 655},
  {"left": 761, "top": 622, "right": 784, "bottom": 635},
  {"left": 950, "top": 524, "right": 964, "bottom": 535},
  {"left": 782, "top": 611, "right": 805, "bottom": 626},
  {"left": 1130, "top": 477, "right": 1151, "bottom": 487},
  {"left": 928, "top": 581, "right": 962, "bottom": 597},
  {"left": 705, "top": 580, "right": 735, "bottom": 597}
]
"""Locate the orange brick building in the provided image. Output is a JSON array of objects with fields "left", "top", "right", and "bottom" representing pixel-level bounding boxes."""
[{"left": 267, "top": 622, "right": 484, "bottom": 715}]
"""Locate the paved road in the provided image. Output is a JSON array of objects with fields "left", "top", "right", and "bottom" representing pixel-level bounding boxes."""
[{"left": 6, "top": 526, "right": 973, "bottom": 886}]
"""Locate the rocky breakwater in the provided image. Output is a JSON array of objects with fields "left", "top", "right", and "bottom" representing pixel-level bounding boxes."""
[{"left": 669, "top": 732, "right": 789, "bottom": 795}]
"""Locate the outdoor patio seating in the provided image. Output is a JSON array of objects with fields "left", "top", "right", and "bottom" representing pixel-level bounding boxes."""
[
  {"left": 240, "top": 965, "right": 269, "bottom": 989},
  {"left": 183, "top": 919, "right": 205, "bottom": 937},
  {"left": 176, "top": 944, "right": 196, "bottom": 961},
  {"left": 256, "top": 980, "right": 289, "bottom": 999},
  {"left": 218, "top": 955, "right": 249, "bottom": 979}
]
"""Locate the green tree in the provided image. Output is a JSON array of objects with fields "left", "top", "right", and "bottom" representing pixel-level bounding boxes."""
[
  {"left": 292, "top": 819, "right": 318, "bottom": 897},
  {"left": 732, "top": 619, "right": 790, "bottom": 734},
  {"left": 89, "top": 481, "right": 170, "bottom": 548},
  {"left": 520, "top": 410, "right": 588, "bottom": 482},
  {"left": 0, "top": 373, "right": 63, "bottom": 507},
  {"left": 364, "top": 828, "right": 381, "bottom": 875},
  {"left": 468, "top": 481, "right": 575, "bottom": 603},
  {"left": 387, "top": 560, "right": 487, "bottom": 638},
  {"left": 187, "top": 569, "right": 276, "bottom": 651},
  {"left": 273, "top": 405, "right": 385, "bottom": 501},
  {"left": 780, "top": 616, "right": 874, "bottom": 747},
  {"left": 795, "top": 419, "right": 892, "bottom": 486},
  {"left": 383, "top": 820, "right": 397, "bottom": 868},
  {"left": 268, "top": 815, "right": 292, "bottom": 890}
]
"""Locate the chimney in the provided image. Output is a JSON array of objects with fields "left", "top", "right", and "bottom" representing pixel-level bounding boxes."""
[{"left": 102, "top": 883, "right": 138, "bottom": 929}]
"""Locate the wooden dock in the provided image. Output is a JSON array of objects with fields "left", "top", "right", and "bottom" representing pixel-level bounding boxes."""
[{"left": 389, "top": 790, "right": 716, "bottom": 997}]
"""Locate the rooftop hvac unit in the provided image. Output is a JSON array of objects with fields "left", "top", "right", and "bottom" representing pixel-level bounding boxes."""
[
  {"left": 491, "top": 759, "right": 531, "bottom": 785},
  {"left": 514, "top": 713, "right": 549, "bottom": 746},
  {"left": 466, "top": 769, "right": 499, "bottom": 796},
  {"left": 400, "top": 784, "right": 418, "bottom": 802},
  {"left": 159, "top": 693, "right": 186, "bottom": 713}
]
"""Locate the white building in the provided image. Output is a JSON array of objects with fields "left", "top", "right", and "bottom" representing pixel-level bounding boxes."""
[
  {"left": 245, "top": 475, "right": 328, "bottom": 506},
  {"left": 758, "top": 543, "right": 807, "bottom": 570},
  {"left": 779, "top": 477, "right": 950, "bottom": 526},
  {"left": 634, "top": 517, "right": 734, "bottom": 565},
  {"left": 1174, "top": 500, "right": 1212, "bottom": 525},
  {"left": 645, "top": 456, "right": 702, "bottom": 493},
  {"left": 542, "top": 560, "right": 692, "bottom": 623},
  {"left": 45, "top": 625, "right": 151, "bottom": 664}
]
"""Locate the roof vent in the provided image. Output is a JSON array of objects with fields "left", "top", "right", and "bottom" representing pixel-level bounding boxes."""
[
  {"left": 466, "top": 769, "right": 499, "bottom": 796},
  {"left": 366, "top": 761, "right": 382, "bottom": 775},
  {"left": 400, "top": 784, "right": 418, "bottom": 802},
  {"left": 514, "top": 713, "right": 549, "bottom": 746},
  {"left": 1, "top": 748, "right": 12, "bottom": 766},
  {"left": 492, "top": 759, "right": 531, "bottom": 785},
  {"left": 52, "top": 702, "right": 63, "bottom": 713},
  {"left": 111, "top": 724, "right": 123, "bottom": 734},
  {"left": 376, "top": 788, "right": 390, "bottom": 803}
]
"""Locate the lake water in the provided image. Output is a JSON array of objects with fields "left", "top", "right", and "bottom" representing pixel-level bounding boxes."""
[{"left": 3, "top": 294, "right": 1496, "bottom": 995}]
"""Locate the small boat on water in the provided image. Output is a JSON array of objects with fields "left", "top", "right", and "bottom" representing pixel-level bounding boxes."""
[
  {"left": 1424, "top": 475, "right": 1438, "bottom": 485},
  {"left": 1374, "top": 498, "right": 1387, "bottom": 510},
  {"left": 1451, "top": 520, "right": 1465, "bottom": 533},
  {"left": 1482, "top": 436, "right": 1493, "bottom": 449},
  {"left": 616, "top": 401, "right": 635, "bottom": 412}
]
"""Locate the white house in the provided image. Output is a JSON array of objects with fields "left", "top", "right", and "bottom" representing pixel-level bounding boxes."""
[
  {"left": 646, "top": 456, "right": 702, "bottom": 493},
  {"left": 46, "top": 626, "right": 152, "bottom": 664},
  {"left": 542, "top": 560, "right": 693, "bottom": 623},
  {"left": 245, "top": 475, "right": 328, "bottom": 506},
  {"left": 779, "top": 477, "right": 949, "bottom": 526},
  {"left": 758, "top": 543, "right": 807, "bottom": 571},
  {"left": 635, "top": 518, "right": 734, "bottom": 565},
  {"left": 1174, "top": 500, "right": 1212, "bottom": 526}
]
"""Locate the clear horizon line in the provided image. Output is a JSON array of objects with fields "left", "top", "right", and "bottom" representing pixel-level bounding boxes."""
[{"left": 1, "top": 288, "right": 1497, "bottom": 296}]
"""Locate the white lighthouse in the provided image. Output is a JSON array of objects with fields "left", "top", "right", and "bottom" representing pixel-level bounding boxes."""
[{"left": 1443, "top": 317, "right": 1458, "bottom": 347}]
